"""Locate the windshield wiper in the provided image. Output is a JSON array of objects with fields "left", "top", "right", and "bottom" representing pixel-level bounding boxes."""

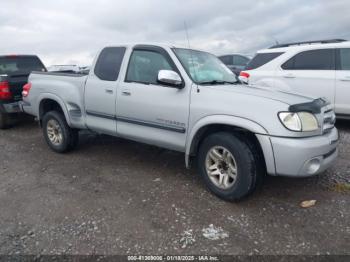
[{"left": 199, "top": 80, "right": 238, "bottom": 85}]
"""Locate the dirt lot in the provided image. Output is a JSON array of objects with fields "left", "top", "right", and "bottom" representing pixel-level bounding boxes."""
[{"left": 0, "top": 116, "right": 349, "bottom": 256}]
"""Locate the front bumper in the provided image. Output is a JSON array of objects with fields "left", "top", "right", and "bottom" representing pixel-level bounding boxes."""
[{"left": 258, "top": 128, "right": 339, "bottom": 177}]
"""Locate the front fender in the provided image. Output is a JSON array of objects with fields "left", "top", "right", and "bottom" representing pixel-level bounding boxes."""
[{"left": 185, "top": 115, "right": 269, "bottom": 167}]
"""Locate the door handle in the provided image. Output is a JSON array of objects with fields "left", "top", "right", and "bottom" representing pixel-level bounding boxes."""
[
  {"left": 122, "top": 90, "right": 131, "bottom": 96},
  {"left": 283, "top": 74, "right": 296, "bottom": 78},
  {"left": 105, "top": 89, "right": 113, "bottom": 94}
]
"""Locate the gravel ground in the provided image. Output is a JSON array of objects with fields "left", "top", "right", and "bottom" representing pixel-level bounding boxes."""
[{"left": 0, "top": 116, "right": 349, "bottom": 256}]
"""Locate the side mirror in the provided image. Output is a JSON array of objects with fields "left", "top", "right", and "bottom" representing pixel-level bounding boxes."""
[{"left": 158, "top": 70, "right": 183, "bottom": 88}]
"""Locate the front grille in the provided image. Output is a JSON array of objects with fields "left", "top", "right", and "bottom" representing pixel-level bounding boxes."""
[{"left": 322, "top": 107, "right": 336, "bottom": 134}]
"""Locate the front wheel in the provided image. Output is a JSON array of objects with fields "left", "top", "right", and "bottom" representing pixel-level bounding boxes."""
[
  {"left": 197, "top": 132, "right": 263, "bottom": 201},
  {"left": 42, "top": 111, "right": 79, "bottom": 153}
]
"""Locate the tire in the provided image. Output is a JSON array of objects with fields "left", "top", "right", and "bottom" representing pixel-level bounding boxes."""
[
  {"left": 197, "top": 132, "right": 264, "bottom": 201},
  {"left": 42, "top": 111, "right": 79, "bottom": 153},
  {"left": 0, "top": 112, "right": 10, "bottom": 129}
]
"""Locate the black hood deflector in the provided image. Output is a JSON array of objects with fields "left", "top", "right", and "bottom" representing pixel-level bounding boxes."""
[{"left": 289, "top": 98, "right": 329, "bottom": 114}]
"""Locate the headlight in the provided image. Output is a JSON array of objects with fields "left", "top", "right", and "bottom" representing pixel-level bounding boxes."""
[
  {"left": 278, "top": 112, "right": 318, "bottom": 132},
  {"left": 298, "top": 112, "right": 319, "bottom": 131}
]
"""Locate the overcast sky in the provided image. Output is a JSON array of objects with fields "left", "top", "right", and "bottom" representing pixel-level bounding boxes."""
[{"left": 1, "top": 0, "right": 349, "bottom": 66}]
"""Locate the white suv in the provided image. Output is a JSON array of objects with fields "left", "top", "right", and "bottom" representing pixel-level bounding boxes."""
[{"left": 239, "top": 39, "right": 350, "bottom": 119}]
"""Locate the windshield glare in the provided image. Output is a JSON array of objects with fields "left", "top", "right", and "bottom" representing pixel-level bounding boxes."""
[{"left": 173, "top": 48, "right": 237, "bottom": 84}]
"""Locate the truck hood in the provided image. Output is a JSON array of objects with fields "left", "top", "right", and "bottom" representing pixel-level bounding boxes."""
[{"left": 205, "top": 84, "right": 315, "bottom": 105}]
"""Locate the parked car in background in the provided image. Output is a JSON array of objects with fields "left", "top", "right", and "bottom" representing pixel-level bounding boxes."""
[
  {"left": 21, "top": 43, "right": 338, "bottom": 201},
  {"left": 239, "top": 39, "right": 350, "bottom": 119},
  {"left": 218, "top": 54, "right": 250, "bottom": 75},
  {"left": 0, "top": 55, "right": 46, "bottom": 128}
]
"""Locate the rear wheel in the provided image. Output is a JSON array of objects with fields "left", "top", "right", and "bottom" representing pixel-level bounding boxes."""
[
  {"left": 0, "top": 112, "right": 10, "bottom": 129},
  {"left": 42, "top": 111, "right": 79, "bottom": 153},
  {"left": 197, "top": 132, "right": 264, "bottom": 201}
]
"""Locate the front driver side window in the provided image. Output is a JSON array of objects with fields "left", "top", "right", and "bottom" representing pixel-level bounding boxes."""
[{"left": 126, "top": 50, "right": 173, "bottom": 85}]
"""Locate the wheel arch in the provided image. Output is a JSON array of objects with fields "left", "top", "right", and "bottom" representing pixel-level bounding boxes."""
[
  {"left": 38, "top": 94, "right": 71, "bottom": 126},
  {"left": 185, "top": 115, "right": 271, "bottom": 171}
]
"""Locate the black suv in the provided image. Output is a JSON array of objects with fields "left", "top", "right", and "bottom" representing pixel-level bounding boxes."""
[{"left": 0, "top": 55, "right": 46, "bottom": 128}]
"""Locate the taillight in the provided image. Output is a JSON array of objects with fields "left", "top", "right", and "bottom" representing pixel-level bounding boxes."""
[
  {"left": 239, "top": 71, "right": 250, "bottom": 78},
  {"left": 239, "top": 71, "right": 250, "bottom": 84},
  {"left": 0, "top": 81, "right": 12, "bottom": 100},
  {"left": 22, "top": 83, "right": 32, "bottom": 97}
]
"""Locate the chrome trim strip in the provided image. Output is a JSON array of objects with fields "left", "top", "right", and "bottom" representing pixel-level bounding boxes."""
[{"left": 86, "top": 111, "right": 186, "bottom": 133}]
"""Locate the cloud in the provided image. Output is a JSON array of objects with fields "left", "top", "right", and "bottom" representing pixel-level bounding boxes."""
[{"left": 0, "top": 0, "right": 348, "bottom": 66}]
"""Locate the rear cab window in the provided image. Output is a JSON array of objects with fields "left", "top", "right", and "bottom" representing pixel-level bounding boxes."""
[
  {"left": 282, "top": 49, "right": 335, "bottom": 70},
  {"left": 94, "top": 47, "right": 126, "bottom": 81},
  {"left": 245, "top": 52, "right": 284, "bottom": 70},
  {"left": 0, "top": 56, "right": 46, "bottom": 75}
]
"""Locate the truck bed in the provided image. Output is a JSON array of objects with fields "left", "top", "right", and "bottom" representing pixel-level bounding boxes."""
[{"left": 25, "top": 71, "right": 89, "bottom": 129}]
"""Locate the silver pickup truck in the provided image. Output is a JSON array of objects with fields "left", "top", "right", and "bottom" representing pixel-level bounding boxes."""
[{"left": 21, "top": 44, "right": 339, "bottom": 200}]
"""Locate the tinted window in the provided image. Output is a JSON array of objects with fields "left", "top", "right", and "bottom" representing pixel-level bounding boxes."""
[
  {"left": 219, "top": 55, "right": 233, "bottom": 65},
  {"left": 281, "top": 57, "right": 294, "bottom": 70},
  {"left": 282, "top": 49, "right": 335, "bottom": 70},
  {"left": 126, "top": 50, "right": 173, "bottom": 85},
  {"left": 339, "top": 49, "right": 350, "bottom": 70},
  {"left": 0, "top": 56, "right": 46, "bottom": 75},
  {"left": 94, "top": 47, "right": 126, "bottom": 81},
  {"left": 245, "top": 52, "right": 283, "bottom": 70},
  {"left": 233, "top": 55, "right": 249, "bottom": 66}
]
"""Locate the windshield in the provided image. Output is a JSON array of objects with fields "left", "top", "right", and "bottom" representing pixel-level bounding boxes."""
[
  {"left": 0, "top": 56, "right": 46, "bottom": 75},
  {"left": 173, "top": 48, "right": 237, "bottom": 85}
]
